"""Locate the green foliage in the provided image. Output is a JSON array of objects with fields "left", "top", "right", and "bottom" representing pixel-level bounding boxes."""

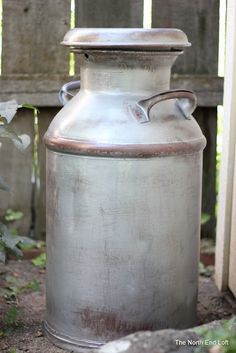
[
  {"left": 201, "top": 213, "right": 211, "bottom": 225},
  {"left": 0, "top": 100, "right": 38, "bottom": 263},
  {"left": 0, "top": 307, "right": 18, "bottom": 337},
  {"left": 4, "top": 208, "right": 24, "bottom": 222},
  {"left": 4, "top": 307, "right": 18, "bottom": 327},
  {"left": 0, "top": 274, "right": 40, "bottom": 336},
  {"left": 194, "top": 318, "right": 236, "bottom": 353},
  {"left": 0, "top": 275, "right": 40, "bottom": 304},
  {"left": 31, "top": 252, "right": 46, "bottom": 268},
  {"left": 22, "top": 279, "right": 40, "bottom": 292},
  {"left": 0, "top": 114, "right": 30, "bottom": 151},
  {"left": 0, "top": 223, "right": 36, "bottom": 261},
  {"left": 19, "top": 239, "right": 45, "bottom": 251},
  {"left": 199, "top": 261, "right": 214, "bottom": 277}
]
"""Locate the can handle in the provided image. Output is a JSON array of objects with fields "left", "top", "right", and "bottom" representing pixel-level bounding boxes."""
[
  {"left": 59, "top": 80, "right": 80, "bottom": 105},
  {"left": 132, "top": 89, "right": 197, "bottom": 123}
]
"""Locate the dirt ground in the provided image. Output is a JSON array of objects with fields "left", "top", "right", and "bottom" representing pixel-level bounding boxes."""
[{"left": 0, "top": 260, "right": 235, "bottom": 353}]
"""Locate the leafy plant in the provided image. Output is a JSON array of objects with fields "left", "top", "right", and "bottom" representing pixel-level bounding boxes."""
[
  {"left": 0, "top": 100, "right": 34, "bottom": 153},
  {"left": 0, "top": 223, "right": 36, "bottom": 262},
  {"left": 201, "top": 213, "right": 211, "bottom": 225},
  {"left": 0, "top": 307, "right": 19, "bottom": 337},
  {"left": 31, "top": 252, "right": 46, "bottom": 268},
  {"left": 4, "top": 306, "right": 18, "bottom": 327},
  {"left": 194, "top": 318, "right": 236, "bottom": 353},
  {"left": 199, "top": 261, "right": 214, "bottom": 277},
  {"left": 0, "top": 275, "right": 40, "bottom": 304},
  {"left": 22, "top": 279, "right": 40, "bottom": 292},
  {"left": 4, "top": 208, "right": 24, "bottom": 222},
  {"left": 0, "top": 100, "right": 38, "bottom": 262},
  {"left": 19, "top": 239, "right": 45, "bottom": 251}
]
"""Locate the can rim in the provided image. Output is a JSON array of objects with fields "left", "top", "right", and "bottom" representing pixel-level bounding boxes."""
[
  {"left": 44, "top": 136, "right": 206, "bottom": 158},
  {"left": 61, "top": 28, "right": 191, "bottom": 51}
]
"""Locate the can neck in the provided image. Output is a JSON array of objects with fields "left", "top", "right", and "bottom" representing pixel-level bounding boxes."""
[{"left": 77, "top": 51, "right": 181, "bottom": 94}]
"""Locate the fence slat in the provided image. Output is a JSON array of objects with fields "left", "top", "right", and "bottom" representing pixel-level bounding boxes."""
[
  {"left": 32, "top": 1, "right": 71, "bottom": 238},
  {"left": 2, "top": 0, "right": 70, "bottom": 75},
  {"left": 152, "top": 0, "right": 219, "bottom": 75},
  {"left": 229, "top": 159, "right": 236, "bottom": 296},
  {"left": 75, "top": 0, "right": 144, "bottom": 28},
  {"left": 152, "top": 0, "right": 219, "bottom": 238},
  {"left": 0, "top": 1, "right": 35, "bottom": 235},
  {"left": 194, "top": 108, "right": 217, "bottom": 237},
  {"left": 216, "top": 0, "right": 236, "bottom": 293}
]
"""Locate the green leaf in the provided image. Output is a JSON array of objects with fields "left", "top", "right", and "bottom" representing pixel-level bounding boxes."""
[
  {"left": 0, "top": 223, "right": 35, "bottom": 258},
  {"left": 19, "top": 240, "right": 37, "bottom": 250},
  {"left": 195, "top": 318, "right": 236, "bottom": 353},
  {"left": 5, "top": 209, "right": 24, "bottom": 222},
  {"left": 199, "top": 261, "right": 214, "bottom": 277},
  {"left": 0, "top": 123, "right": 30, "bottom": 151},
  {"left": 0, "top": 224, "right": 22, "bottom": 256},
  {"left": 0, "top": 124, "right": 22, "bottom": 145},
  {"left": 0, "top": 100, "right": 19, "bottom": 123},
  {"left": 0, "top": 176, "right": 10, "bottom": 192},
  {"left": 21, "top": 279, "right": 40, "bottom": 292},
  {"left": 18, "top": 239, "right": 45, "bottom": 251},
  {"left": 31, "top": 253, "right": 46, "bottom": 268},
  {"left": 17, "top": 236, "right": 37, "bottom": 246},
  {"left": 201, "top": 213, "right": 211, "bottom": 225}
]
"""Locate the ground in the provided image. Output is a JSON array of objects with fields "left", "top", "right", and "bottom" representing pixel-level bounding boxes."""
[{"left": 0, "top": 260, "right": 235, "bottom": 353}]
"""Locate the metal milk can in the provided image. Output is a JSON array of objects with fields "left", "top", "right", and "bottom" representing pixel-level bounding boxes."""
[{"left": 44, "top": 28, "right": 206, "bottom": 351}]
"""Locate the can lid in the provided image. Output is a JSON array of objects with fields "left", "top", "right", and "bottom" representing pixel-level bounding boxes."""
[{"left": 61, "top": 28, "right": 190, "bottom": 51}]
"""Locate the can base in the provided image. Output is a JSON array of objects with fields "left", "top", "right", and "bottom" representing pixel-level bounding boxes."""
[{"left": 43, "top": 320, "right": 105, "bottom": 352}]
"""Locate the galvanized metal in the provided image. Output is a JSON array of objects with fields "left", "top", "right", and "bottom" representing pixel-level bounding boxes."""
[
  {"left": 61, "top": 28, "right": 190, "bottom": 50},
  {"left": 44, "top": 28, "right": 206, "bottom": 351}
]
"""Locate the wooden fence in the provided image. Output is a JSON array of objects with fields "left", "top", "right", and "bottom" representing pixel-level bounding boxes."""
[
  {"left": 0, "top": 0, "right": 223, "bottom": 239},
  {"left": 216, "top": 0, "right": 236, "bottom": 296}
]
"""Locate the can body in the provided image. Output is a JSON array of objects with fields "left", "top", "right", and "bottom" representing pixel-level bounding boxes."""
[
  {"left": 45, "top": 150, "right": 202, "bottom": 349},
  {"left": 44, "top": 30, "right": 206, "bottom": 351}
]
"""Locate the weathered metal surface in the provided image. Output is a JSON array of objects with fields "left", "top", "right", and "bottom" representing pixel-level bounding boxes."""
[
  {"left": 62, "top": 28, "right": 190, "bottom": 50},
  {"left": 44, "top": 29, "right": 206, "bottom": 350},
  {"left": 45, "top": 152, "right": 202, "bottom": 349},
  {"left": 45, "top": 136, "right": 205, "bottom": 158}
]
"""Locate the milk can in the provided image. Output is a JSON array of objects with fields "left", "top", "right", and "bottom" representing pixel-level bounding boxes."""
[{"left": 44, "top": 28, "right": 206, "bottom": 351}]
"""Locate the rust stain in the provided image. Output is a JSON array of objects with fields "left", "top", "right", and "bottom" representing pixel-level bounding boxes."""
[
  {"left": 80, "top": 307, "right": 154, "bottom": 337},
  {"left": 44, "top": 135, "right": 206, "bottom": 158}
]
